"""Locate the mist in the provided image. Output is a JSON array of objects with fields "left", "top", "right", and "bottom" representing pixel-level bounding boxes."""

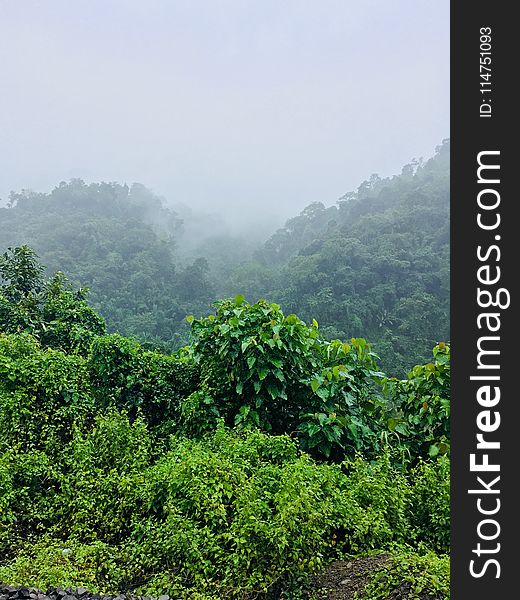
[{"left": 0, "top": 0, "right": 448, "bottom": 231}]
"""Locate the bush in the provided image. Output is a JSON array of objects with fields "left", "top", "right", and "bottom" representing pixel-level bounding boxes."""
[
  {"left": 357, "top": 550, "right": 449, "bottom": 600},
  {"left": 0, "top": 449, "right": 63, "bottom": 557},
  {"left": 0, "top": 333, "right": 93, "bottom": 453},
  {"left": 0, "top": 246, "right": 106, "bottom": 354},
  {"left": 186, "top": 297, "right": 382, "bottom": 458},
  {"left": 407, "top": 456, "right": 450, "bottom": 553},
  {"left": 380, "top": 343, "right": 450, "bottom": 461},
  {"left": 0, "top": 538, "right": 121, "bottom": 594},
  {"left": 0, "top": 420, "right": 449, "bottom": 598},
  {"left": 0, "top": 252, "right": 451, "bottom": 597},
  {"left": 88, "top": 334, "right": 198, "bottom": 431},
  {"left": 60, "top": 412, "right": 153, "bottom": 544}
]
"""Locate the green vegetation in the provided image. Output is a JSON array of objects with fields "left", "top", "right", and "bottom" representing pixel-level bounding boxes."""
[
  {"left": 243, "top": 140, "right": 450, "bottom": 375},
  {"left": 0, "top": 141, "right": 449, "bottom": 376},
  {"left": 0, "top": 182, "right": 214, "bottom": 348},
  {"left": 356, "top": 552, "right": 450, "bottom": 600},
  {"left": 0, "top": 247, "right": 449, "bottom": 598}
]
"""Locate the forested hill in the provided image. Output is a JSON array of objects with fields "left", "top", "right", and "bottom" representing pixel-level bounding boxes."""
[
  {"left": 0, "top": 140, "right": 449, "bottom": 374},
  {"left": 0, "top": 181, "right": 216, "bottom": 348},
  {"left": 225, "top": 139, "right": 450, "bottom": 374}
]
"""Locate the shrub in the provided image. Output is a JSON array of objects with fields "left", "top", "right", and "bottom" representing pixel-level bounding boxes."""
[
  {"left": 0, "top": 538, "right": 121, "bottom": 594},
  {"left": 0, "top": 449, "right": 63, "bottom": 557},
  {"left": 186, "top": 297, "right": 382, "bottom": 458},
  {"left": 380, "top": 343, "right": 450, "bottom": 461},
  {"left": 60, "top": 412, "right": 153, "bottom": 544},
  {"left": 0, "top": 246, "right": 106, "bottom": 354},
  {"left": 88, "top": 334, "right": 198, "bottom": 431},
  {"left": 357, "top": 550, "right": 449, "bottom": 600},
  {"left": 407, "top": 456, "right": 450, "bottom": 553},
  {"left": 0, "top": 333, "right": 93, "bottom": 453},
  {"left": 0, "top": 418, "right": 450, "bottom": 598}
]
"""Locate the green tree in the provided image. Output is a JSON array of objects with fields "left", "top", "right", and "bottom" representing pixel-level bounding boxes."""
[{"left": 0, "top": 246, "right": 105, "bottom": 353}]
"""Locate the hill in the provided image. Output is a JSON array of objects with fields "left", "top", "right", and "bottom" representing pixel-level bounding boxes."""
[
  {"left": 0, "top": 140, "right": 449, "bottom": 374},
  {"left": 222, "top": 139, "right": 450, "bottom": 374}
]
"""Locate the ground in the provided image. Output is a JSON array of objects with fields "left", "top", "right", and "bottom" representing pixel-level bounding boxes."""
[{"left": 306, "top": 555, "right": 444, "bottom": 600}]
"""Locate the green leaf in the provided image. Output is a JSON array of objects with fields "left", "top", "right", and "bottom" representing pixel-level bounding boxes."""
[
  {"left": 428, "top": 443, "right": 440, "bottom": 457},
  {"left": 258, "top": 368, "right": 268, "bottom": 381},
  {"left": 307, "top": 423, "right": 320, "bottom": 437},
  {"left": 267, "top": 384, "right": 279, "bottom": 399}
]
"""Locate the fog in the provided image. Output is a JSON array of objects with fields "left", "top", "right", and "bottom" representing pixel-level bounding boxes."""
[{"left": 0, "top": 0, "right": 449, "bottom": 232}]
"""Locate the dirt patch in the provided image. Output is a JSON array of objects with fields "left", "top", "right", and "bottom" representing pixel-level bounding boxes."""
[
  {"left": 305, "top": 554, "right": 445, "bottom": 600},
  {"left": 306, "top": 554, "right": 390, "bottom": 599}
]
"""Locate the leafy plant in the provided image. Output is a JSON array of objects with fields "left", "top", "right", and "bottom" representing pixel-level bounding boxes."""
[
  {"left": 0, "top": 246, "right": 106, "bottom": 353},
  {"left": 380, "top": 342, "right": 450, "bottom": 461},
  {"left": 356, "top": 550, "right": 449, "bottom": 600},
  {"left": 187, "top": 297, "right": 382, "bottom": 458}
]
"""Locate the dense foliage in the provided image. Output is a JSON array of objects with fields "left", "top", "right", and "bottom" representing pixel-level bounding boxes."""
[
  {"left": 184, "top": 297, "right": 383, "bottom": 459},
  {"left": 358, "top": 551, "right": 450, "bottom": 600},
  {"left": 230, "top": 140, "right": 450, "bottom": 375},
  {"left": 0, "top": 182, "right": 214, "bottom": 348},
  {"left": 0, "top": 141, "right": 449, "bottom": 375},
  {"left": 0, "top": 250, "right": 449, "bottom": 598}
]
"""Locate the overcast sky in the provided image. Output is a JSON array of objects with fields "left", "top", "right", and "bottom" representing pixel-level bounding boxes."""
[{"left": 0, "top": 0, "right": 449, "bottom": 229}]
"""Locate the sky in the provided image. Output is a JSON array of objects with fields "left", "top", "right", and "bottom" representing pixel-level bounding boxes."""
[{"left": 0, "top": 0, "right": 449, "bottom": 230}]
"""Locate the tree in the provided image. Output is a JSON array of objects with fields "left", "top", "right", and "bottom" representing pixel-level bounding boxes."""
[{"left": 0, "top": 246, "right": 106, "bottom": 353}]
